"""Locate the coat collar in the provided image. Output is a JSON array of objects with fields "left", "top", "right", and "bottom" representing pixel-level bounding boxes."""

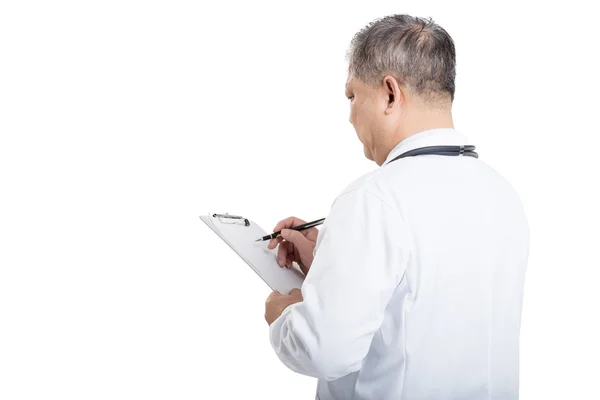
[{"left": 383, "top": 128, "right": 469, "bottom": 165}]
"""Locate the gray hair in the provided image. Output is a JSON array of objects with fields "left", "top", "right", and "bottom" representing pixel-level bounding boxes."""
[{"left": 346, "top": 14, "right": 456, "bottom": 103}]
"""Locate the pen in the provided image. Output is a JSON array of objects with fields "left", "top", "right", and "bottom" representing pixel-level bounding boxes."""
[{"left": 255, "top": 218, "right": 326, "bottom": 242}]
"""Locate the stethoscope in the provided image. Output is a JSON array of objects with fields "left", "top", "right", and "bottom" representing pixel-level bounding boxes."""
[{"left": 385, "top": 145, "right": 478, "bottom": 165}]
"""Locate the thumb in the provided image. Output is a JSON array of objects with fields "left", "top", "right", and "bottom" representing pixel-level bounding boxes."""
[{"left": 281, "top": 229, "right": 310, "bottom": 250}]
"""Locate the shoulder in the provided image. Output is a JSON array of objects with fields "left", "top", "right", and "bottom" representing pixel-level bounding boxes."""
[
  {"left": 333, "top": 166, "right": 399, "bottom": 207},
  {"left": 338, "top": 169, "right": 376, "bottom": 195}
]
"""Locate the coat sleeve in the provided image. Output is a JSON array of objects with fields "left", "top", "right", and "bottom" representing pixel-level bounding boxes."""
[{"left": 269, "top": 189, "right": 411, "bottom": 381}]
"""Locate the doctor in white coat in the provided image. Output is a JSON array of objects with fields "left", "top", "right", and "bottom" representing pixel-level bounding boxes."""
[{"left": 264, "top": 14, "right": 529, "bottom": 400}]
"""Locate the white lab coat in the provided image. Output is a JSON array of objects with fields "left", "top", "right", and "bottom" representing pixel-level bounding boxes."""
[{"left": 269, "top": 128, "right": 529, "bottom": 400}]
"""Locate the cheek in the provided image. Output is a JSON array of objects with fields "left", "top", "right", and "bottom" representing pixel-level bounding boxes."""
[
  {"left": 352, "top": 105, "right": 371, "bottom": 143},
  {"left": 351, "top": 110, "right": 362, "bottom": 139},
  {"left": 351, "top": 105, "right": 362, "bottom": 131}
]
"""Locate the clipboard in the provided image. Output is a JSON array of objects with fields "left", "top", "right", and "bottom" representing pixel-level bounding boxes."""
[{"left": 200, "top": 213, "right": 305, "bottom": 294}]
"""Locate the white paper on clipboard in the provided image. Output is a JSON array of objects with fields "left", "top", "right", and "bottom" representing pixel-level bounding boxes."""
[{"left": 200, "top": 213, "right": 305, "bottom": 294}]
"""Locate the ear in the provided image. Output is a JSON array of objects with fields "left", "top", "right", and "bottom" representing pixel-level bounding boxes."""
[{"left": 383, "top": 75, "right": 403, "bottom": 115}]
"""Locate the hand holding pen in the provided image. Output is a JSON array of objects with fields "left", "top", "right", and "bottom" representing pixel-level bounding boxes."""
[{"left": 261, "top": 217, "right": 324, "bottom": 276}]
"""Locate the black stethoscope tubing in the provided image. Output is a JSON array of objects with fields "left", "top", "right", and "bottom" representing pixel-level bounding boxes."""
[{"left": 385, "top": 145, "right": 478, "bottom": 165}]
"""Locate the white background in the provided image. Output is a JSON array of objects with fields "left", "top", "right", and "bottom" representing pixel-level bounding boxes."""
[{"left": 1, "top": 1, "right": 598, "bottom": 399}]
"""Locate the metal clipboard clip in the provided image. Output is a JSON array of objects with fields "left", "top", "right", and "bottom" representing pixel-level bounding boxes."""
[{"left": 212, "top": 213, "right": 250, "bottom": 227}]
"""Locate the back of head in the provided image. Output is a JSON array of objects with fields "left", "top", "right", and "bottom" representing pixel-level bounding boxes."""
[{"left": 346, "top": 14, "right": 456, "bottom": 107}]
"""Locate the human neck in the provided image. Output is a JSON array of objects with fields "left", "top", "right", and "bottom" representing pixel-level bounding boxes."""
[{"left": 375, "top": 107, "right": 454, "bottom": 165}]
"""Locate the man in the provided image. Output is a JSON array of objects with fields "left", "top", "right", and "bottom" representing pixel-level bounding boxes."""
[{"left": 264, "top": 14, "right": 529, "bottom": 400}]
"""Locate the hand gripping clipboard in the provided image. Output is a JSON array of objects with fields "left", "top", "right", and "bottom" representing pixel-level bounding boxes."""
[{"left": 200, "top": 213, "right": 305, "bottom": 294}]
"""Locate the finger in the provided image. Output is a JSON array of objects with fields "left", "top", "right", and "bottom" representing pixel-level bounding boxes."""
[
  {"left": 285, "top": 242, "right": 294, "bottom": 268},
  {"left": 288, "top": 288, "right": 301, "bottom": 296},
  {"left": 267, "top": 235, "right": 283, "bottom": 250},
  {"left": 277, "top": 241, "right": 292, "bottom": 267},
  {"left": 281, "top": 229, "right": 311, "bottom": 253},
  {"left": 272, "top": 216, "right": 308, "bottom": 233}
]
